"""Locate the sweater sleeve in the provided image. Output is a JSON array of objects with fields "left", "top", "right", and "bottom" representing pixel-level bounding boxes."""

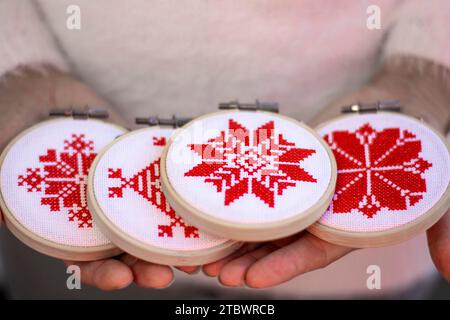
[
  {"left": 0, "top": 0, "right": 69, "bottom": 77},
  {"left": 382, "top": 0, "right": 450, "bottom": 68}
]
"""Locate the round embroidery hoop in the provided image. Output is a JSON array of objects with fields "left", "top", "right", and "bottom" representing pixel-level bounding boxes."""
[
  {"left": 87, "top": 127, "right": 242, "bottom": 266},
  {"left": 160, "top": 110, "right": 337, "bottom": 241},
  {"left": 309, "top": 111, "right": 450, "bottom": 248},
  {"left": 0, "top": 118, "right": 126, "bottom": 261}
]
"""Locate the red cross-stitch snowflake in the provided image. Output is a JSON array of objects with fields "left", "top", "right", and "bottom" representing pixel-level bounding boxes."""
[
  {"left": 185, "top": 119, "right": 317, "bottom": 207},
  {"left": 18, "top": 134, "right": 96, "bottom": 228},
  {"left": 108, "top": 139, "right": 199, "bottom": 238},
  {"left": 324, "top": 123, "right": 432, "bottom": 218},
  {"left": 153, "top": 136, "right": 166, "bottom": 146}
]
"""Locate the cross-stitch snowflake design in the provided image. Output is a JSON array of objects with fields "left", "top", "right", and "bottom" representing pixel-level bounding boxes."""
[
  {"left": 108, "top": 138, "right": 199, "bottom": 238},
  {"left": 324, "top": 123, "right": 432, "bottom": 218},
  {"left": 18, "top": 134, "right": 96, "bottom": 228},
  {"left": 185, "top": 119, "right": 317, "bottom": 208},
  {"left": 152, "top": 136, "right": 166, "bottom": 146}
]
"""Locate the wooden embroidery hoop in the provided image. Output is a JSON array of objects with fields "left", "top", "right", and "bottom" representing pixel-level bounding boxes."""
[
  {"left": 308, "top": 110, "right": 450, "bottom": 248},
  {"left": 0, "top": 117, "right": 125, "bottom": 261},
  {"left": 160, "top": 109, "right": 337, "bottom": 242},
  {"left": 87, "top": 126, "right": 242, "bottom": 266}
]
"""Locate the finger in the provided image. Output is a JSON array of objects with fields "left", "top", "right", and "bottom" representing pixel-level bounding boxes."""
[
  {"left": 203, "top": 234, "right": 301, "bottom": 277},
  {"left": 202, "top": 242, "right": 262, "bottom": 277},
  {"left": 218, "top": 243, "right": 280, "bottom": 287},
  {"left": 176, "top": 266, "right": 200, "bottom": 274},
  {"left": 245, "top": 233, "right": 353, "bottom": 288},
  {"left": 119, "top": 254, "right": 175, "bottom": 287},
  {"left": 64, "top": 259, "right": 133, "bottom": 291},
  {"left": 215, "top": 235, "right": 300, "bottom": 287},
  {"left": 131, "top": 260, "right": 174, "bottom": 289},
  {"left": 427, "top": 211, "right": 450, "bottom": 282}
]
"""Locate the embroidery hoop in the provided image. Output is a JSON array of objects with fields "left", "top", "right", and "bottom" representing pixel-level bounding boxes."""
[
  {"left": 87, "top": 126, "right": 242, "bottom": 266},
  {"left": 0, "top": 117, "right": 125, "bottom": 261},
  {"left": 160, "top": 109, "right": 337, "bottom": 242},
  {"left": 308, "top": 109, "right": 450, "bottom": 248}
]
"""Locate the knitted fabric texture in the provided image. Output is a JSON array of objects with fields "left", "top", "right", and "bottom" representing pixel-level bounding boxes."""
[
  {"left": 92, "top": 128, "right": 228, "bottom": 251},
  {"left": 165, "top": 111, "right": 333, "bottom": 224},
  {"left": 0, "top": 119, "right": 125, "bottom": 247},
  {"left": 318, "top": 113, "right": 450, "bottom": 232}
]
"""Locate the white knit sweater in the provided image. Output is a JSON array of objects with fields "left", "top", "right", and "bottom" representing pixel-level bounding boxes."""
[{"left": 1, "top": 0, "right": 449, "bottom": 298}]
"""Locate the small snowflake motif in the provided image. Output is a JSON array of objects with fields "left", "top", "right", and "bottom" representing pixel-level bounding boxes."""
[
  {"left": 324, "top": 123, "right": 432, "bottom": 218},
  {"left": 153, "top": 136, "right": 166, "bottom": 146},
  {"left": 18, "top": 134, "right": 96, "bottom": 228},
  {"left": 185, "top": 119, "right": 317, "bottom": 207},
  {"left": 108, "top": 139, "right": 199, "bottom": 238}
]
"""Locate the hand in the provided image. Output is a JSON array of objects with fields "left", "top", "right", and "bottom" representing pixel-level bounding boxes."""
[
  {"left": 64, "top": 255, "right": 175, "bottom": 291},
  {"left": 63, "top": 258, "right": 202, "bottom": 290},
  {"left": 43, "top": 209, "right": 450, "bottom": 291},
  {"left": 204, "top": 56, "right": 450, "bottom": 288},
  {"left": 64, "top": 256, "right": 205, "bottom": 290},
  {"left": 0, "top": 66, "right": 178, "bottom": 291},
  {"left": 203, "top": 233, "right": 352, "bottom": 288},
  {"left": 427, "top": 211, "right": 450, "bottom": 282}
]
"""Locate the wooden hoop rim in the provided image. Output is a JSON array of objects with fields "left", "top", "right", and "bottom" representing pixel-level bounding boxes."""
[
  {"left": 160, "top": 110, "right": 337, "bottom": 242},
  {"left": 87, "top": 126, "right": 242, "bottom": 266},
  {"left": 0, "top": 118, "right": 125, "bottom": 261},
  {"left": 308, "top": 112, "right": 450, "bottom": 248}
]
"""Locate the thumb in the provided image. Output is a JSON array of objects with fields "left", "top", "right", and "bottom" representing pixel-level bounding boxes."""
[{"left": 427, "top": 211, "right": 450, "bottom": 282}]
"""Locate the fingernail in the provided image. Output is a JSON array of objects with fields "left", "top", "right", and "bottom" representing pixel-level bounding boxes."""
[
  {"left": 200, "top": 267, "right": 214, "bottom": 277},
  {"left": 217, "top": 275, "right": 245, "bottom": 288},
  {"left": 188, "top": 267, "right": 201, "bottom": 275},
  {"left": 154, "top": 275, "right": 175, "bottom": 290}
]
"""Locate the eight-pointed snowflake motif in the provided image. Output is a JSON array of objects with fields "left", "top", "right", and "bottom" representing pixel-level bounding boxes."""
[
  {"left": 18, "top": 134, "right": 96, "bottom": 228},
  {"left": 185, "top": 119, "right": 317, "bottom": 207},
  {"left": 108, "top": 137, "right": 199, "bottom": 238},
  {"left": 324, "top": 123, "right": 432, "bottom": 218}
]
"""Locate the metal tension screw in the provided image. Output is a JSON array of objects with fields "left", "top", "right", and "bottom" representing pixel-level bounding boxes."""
[
  {"left": 135, "top": 115, "right": 191, "bottom": 128},
  {"left": 49, "top": 106, "right": 109, "bottom": 119},
  {"left": 219, "top": 100, "right": 279, "bottom": 113},
  {"left": 342, "top": 100, "right": 401, "bottom": 114}
]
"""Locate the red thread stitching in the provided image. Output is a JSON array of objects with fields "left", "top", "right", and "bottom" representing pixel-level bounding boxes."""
[
  {"left": 184, "top": 119, "right": 317, "bottom": 207},
  {"left": 18, "top": 134, "right": 96, "bottom": 228},
  {"left": 153, "top": 137, "right": 166, "bottom": 146},
  {"left": 324, "top": 123, "right": 432, "bottom": 218},
  {"left": 108, "top": 138, "right": 199, "bottom": 238}
]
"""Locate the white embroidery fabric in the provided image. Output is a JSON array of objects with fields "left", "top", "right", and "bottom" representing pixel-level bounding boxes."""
[
  {"left": 0, "top": 119, "right": 125, "bottom": 247},
  {"left": 317, "top": 113, "right": 450, "bottom": 232},
  {"left": 92, "top": 128, "right": 229, "bottom": 251},
  {"left": 165, "top": 111, "right": 333, "bottom": 224}
]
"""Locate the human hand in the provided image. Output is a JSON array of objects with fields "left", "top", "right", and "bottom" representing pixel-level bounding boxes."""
[
  {"left": 202, "top": 233, "right": 352, "bottom": 288},
  {"left": 0, "top": 66, "right": 178, "bottom": 290},
  {"left": 203, "top": 56, "right": 450, "bottom": 288},
  {"left": 427, "top": 211, "right": 450, "bottom": 282},
  {"left": 64, "top": 255, "right": 176, "bottom": 290}
]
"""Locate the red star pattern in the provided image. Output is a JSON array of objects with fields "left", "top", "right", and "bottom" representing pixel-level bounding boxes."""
[
  {"left": 185, "top": 119, "right": 317, "bottom": 207},
  {"left": 108, "top": 137, "right": 199, "bottom": 238},
  {"left": 18, "top": 134, "right": 96, "bottom": 228},
  {"left": 153, "top": 137, "right": 166, "bottom": 146},
  {"left": 324, "top": 123, "right": 432, "bottom": 218}
]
